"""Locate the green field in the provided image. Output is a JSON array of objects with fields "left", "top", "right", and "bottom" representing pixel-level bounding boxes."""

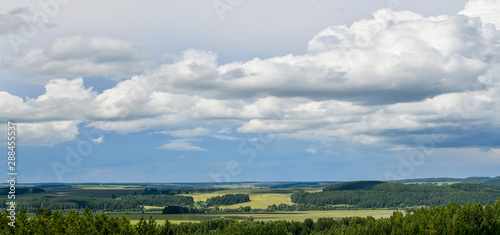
[{"left": 111, "top": 210, "right": 399, "bottom": 224}]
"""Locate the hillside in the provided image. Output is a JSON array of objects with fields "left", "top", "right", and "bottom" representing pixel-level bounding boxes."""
[{"left": 292, "top": 181, "right": 500, "bottom": 208}]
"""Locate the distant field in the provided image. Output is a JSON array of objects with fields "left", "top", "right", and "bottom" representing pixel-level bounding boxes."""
[
  {"left": 118, "top": 210, "right": 399, "bottom": 224},
  {"left": 73, "top": 184, "right": 143, "bottom": 190},
  {"left": 403, "top": 182, "right": 461, "bottom": 186},
  {"left": 18, "top": 188, "right": 143, "bottom": 198},
  {"left": 182, "top": 188, "right": 309, "bottom": 209},
  {"left": 220, "top": 193, "right": 293, "bottom": 209},
  {"left": 143, "top": 206, "right": 164, "bottom": 210}
]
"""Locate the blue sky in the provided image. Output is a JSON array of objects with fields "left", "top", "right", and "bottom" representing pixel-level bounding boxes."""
[{"left": 1, "top": 0, "right": 500, "bottom": 183}]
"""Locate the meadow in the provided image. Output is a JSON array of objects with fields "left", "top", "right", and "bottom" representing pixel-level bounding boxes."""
[{"left": 113, "top": 210, "right": 399, "bottom": 224}]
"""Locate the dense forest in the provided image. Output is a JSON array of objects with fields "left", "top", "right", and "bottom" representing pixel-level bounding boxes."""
[
  {"left": 205, "top": 194, "right": 250, "bottom": 206},
  {"left": 2, "top": 200, "right": 500, "bottom": 234},
  {"left": 3, "top": 195, "right": 194, "bottom": 213},
  {"left": 291, "top": 181, "right": 500, "bottom": 208}
]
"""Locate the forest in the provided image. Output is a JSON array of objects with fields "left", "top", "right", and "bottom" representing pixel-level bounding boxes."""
[
  {"left": 2, "top": 199, "right": 500, "bottom": 234},
  {"left": 4, "top": 195, "right": 195, "bottom": 213},
  {"left": 291, "top": 181, "right": 500, "bottom": 208},
  {"left": 205, "top": 194, "right": 250, "bottom": 206}
]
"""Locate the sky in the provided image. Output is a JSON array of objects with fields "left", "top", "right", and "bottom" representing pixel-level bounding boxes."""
[{"left": 0, "top": 0, "right": 499, "bottom": 183}]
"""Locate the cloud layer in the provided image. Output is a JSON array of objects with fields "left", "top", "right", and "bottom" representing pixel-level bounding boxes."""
[
  {"left": 1, "top": 0, "right": 499, "bottom": 150},
  {"left": 12, "top": 35, "right": 154, "bottom": 79}
]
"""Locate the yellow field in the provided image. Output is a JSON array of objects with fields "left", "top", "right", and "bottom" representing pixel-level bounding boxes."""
[
  {"left": 220, "top": 193, "right": 293, "bottom": 209},
  {"left": 181, "top": 188, "right": 303, "bottom": 209},
  {"left": 143, "top": 206, "right": 164, "bottom": 210}
]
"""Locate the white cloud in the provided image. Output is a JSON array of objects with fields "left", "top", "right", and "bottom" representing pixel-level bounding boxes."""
[
  {"left": 210, "top": 134, "right": 244, "bottom": 141},
  {"left": 12, "top": 35, "right": 154, "bottom": 79},
  {"left": 17, "top": 121, "right": 80, "bottom": 146},
  {"left": 0, "top": 8, "right": 30, "bottom": 35},
  {"left": 159, "top": 127, "right": 212, "bottom": 137},
  {"left": 1, "top": 0, "right": 500, "bottom": 150},
  {"left": 459, "top": 0, "right": 500, "bottom": 27},
  {"left": 218, "top": 128, "right": 232, "bottom": 134},
  {"left": 93, "top": 136, "right": 104, "bottom": 143},
  {"left": 158, "top": 139, "right": 207, "bottom": 151},
  {"left": 306, "top": 148, "right": 317, "bottom": 154}
]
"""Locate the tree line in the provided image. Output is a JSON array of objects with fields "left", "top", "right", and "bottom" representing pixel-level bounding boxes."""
[
  {"left": 2, "top": 199, "right": 500, "bottom": 234},
  {"left": 7, "top": 194, "right": 194, "bottom": 213},
  {"left": 205, "top": 194, "right": 250, "bottom": 206},
  {"left": 292, "top": 181, "right": 500, "bottom": 208}
]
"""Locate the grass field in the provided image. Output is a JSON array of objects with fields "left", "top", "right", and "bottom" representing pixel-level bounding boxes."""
[
  {"left": 111, "top": 187, "right": 383, "bottom": 224},
  {"left": 182, "top": 188, "right": 306, "bottom": 209},
  {"left": 115, "top": 210, "right": 399, "bottom": 224},
  {"left": 220, "top": 193, "right": 293, "bottom": 209},
  {"left": 143, "top": 206, "right": 164, "bottom": 210}
]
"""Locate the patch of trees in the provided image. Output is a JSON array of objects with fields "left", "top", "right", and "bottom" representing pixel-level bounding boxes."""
[
  {"left": 0, "top": 187, "right": 44, "bottom": 195},
  {"left": 162, "top": 206, "right": 199, "bottom": 214},
  {"left": 3, "top": 200, "right": 500, "bottom": 234},
  {"left": 205, "top": 194, "right": 250, "bottom": 206},
  {"left": 15, "top": 194, "right": 194, "bottom": 212},
  {"left": 257, "top": 182, "right": 341, "bottom": 189},
  {"left": 0, "top": 187, "right": 29, "bottom": 195},
  {"left": 32, "top": 188, "right": 45, "bottom": 193},
  {"left": 292, "top": 181, "right": 500, "bottom": 208},
  {"left": 142, "top": 188, "right": 182, "bottom": 195},
  {"left": 323, "top": 181, "right": 385, "bottom": 191},
  {"left": 34, "top": 184, "right": 74, "bottom": 190}
]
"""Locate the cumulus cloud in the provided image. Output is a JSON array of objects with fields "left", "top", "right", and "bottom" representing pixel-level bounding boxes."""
[
  {"left": 459, "top": 0, "right": 500, "bottom": 27},
  {"left": 101, "top": 8, "right": 494, "bottom": 107},
  {"left": 17, "top": 121, "right": 80, "bottom": 146},
  {"left": 93, "top": 136, "right": 104, "bottom": 143},
  {"left": 12, "top": 35, "right": 154, "bottom": 79}
]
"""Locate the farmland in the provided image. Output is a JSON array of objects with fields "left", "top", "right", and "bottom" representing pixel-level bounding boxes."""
[
  {"left": 6, "top": 179, "right": 500, "bottom": 226},
  {"left": 185, "top": 188, "right": 302, "bottom": 209},
  {"left": 8, "top": 182, "right": 402, "bottom": 225},
  {"left": 113, "top": 210, "right": 399, "bottom": 224}
]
